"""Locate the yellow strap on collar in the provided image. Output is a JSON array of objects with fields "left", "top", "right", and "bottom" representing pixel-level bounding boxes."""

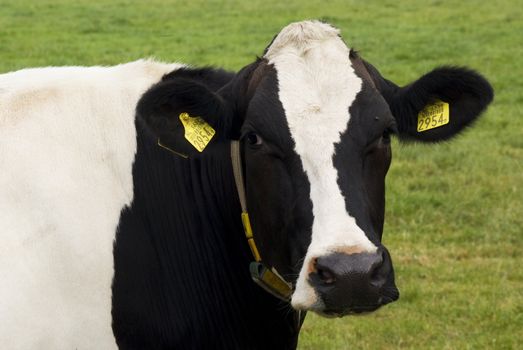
[{"left": 241, "top": 212, "right": 261, "bottom": 262}]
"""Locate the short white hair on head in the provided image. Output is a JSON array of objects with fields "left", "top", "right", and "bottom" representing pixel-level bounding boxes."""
[{"left": 265, "top": 20, "right": 341, "bottom": 59}]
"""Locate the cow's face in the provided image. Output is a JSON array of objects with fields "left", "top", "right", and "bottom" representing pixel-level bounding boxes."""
[
  {"left": 139, "top": 21, "right": 493, "bottom": 316},
  {"left": 239, "top": 22, "right": 398, "bottom": 315}
]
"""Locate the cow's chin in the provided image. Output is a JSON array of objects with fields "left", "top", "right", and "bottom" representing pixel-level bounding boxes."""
[
  {"left": 300, "top": 303, "right": 382, "bottom": 318},
  {"left": 292, "top": 287, "right": 399, "bottom": 318},
  {"left": 316, "top": 304, "right": 383, "bottom": 318}
]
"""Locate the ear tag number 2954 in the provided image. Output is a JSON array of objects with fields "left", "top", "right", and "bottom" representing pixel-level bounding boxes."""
[
  {"left": 417, "top": 100, "right": 450, "bottom": 132},
  {"left": 179, "top": 112, "right": 216, "bottom": 152}
]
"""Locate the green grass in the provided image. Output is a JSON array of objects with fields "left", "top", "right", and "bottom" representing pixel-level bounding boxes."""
[{"left": 1, "top": 0, "right": 521, "bottom": 348}]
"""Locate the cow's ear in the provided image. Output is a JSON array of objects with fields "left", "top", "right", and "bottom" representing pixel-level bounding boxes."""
[
  {"left": 137, "top": 77, "right": 233, "bottom": 156},
  {"left": 387, "top": 67, "right": 494, "bottom": 142}
]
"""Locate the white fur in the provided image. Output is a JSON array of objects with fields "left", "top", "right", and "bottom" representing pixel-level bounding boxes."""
[
  {"left": 265, "top": 21, "right": 378, "bottom": 310},
  {"left": 0, "top": 60, "right": 182, "bottom": 349}
]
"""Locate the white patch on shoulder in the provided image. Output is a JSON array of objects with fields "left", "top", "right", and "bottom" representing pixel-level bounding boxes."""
[
  {"left": 265, "top": 21, "right": 378, "bottom": 310},
  {"left": 0, "top": 59, "right": 183, "bottom": 349}
]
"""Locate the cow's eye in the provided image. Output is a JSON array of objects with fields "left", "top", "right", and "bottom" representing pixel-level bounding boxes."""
[{"left": 246, "top": 132, "right": 263, "bottom": 147}]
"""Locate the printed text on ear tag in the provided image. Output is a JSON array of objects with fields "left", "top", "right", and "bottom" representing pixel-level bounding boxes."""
[
  {"left": 179, "top": 112, "right": 216, "bottom": 152},
  {"left": 417, "top": 100, "right": 450, "bottom": 132}
]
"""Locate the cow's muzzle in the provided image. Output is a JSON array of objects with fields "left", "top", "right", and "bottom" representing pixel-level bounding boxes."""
[{"left": 308, "top": 246, "right": 399, "bottom": 316}]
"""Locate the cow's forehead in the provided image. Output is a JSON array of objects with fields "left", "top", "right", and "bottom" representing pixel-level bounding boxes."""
[{"left": 262, "top": 21, "right": 361, "bottom": 150}]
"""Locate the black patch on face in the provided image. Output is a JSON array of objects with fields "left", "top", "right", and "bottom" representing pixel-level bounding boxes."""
[
  {"left": 241, "top": 64, "right": 314, "bottom": 282},
  {"left": 333, "top": 70, "right": 395, "bottom": 245}
]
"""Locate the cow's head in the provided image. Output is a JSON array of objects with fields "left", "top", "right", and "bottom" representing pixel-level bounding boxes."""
[{"left": 139, "top": 21, "right": 493, "bottom": 316}]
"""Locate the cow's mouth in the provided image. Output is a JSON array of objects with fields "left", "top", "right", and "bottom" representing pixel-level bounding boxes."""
[
  {"left": 319, "top": 301, "right": 394, "bottom": 318},
  {"left": 309, "top": 285, "right": 400, "bottom": 318},
  {"left": 320, "top": 305, "right": 381, "bottom": 318}
]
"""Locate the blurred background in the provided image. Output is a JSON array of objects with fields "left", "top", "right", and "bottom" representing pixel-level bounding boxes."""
[{"left": 1, "top": 0, "right": 521, "bottom": 348}]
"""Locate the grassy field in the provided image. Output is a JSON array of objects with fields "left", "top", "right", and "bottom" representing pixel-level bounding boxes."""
[{"left": 1, "top": 0, "right": 521, "bottom": 348}]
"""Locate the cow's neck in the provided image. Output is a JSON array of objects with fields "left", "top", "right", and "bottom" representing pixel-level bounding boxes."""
[{"left": 112, "top": 122, "right": 302, "bottom": 349}]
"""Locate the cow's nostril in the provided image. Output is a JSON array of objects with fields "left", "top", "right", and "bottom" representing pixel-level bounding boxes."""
[
  {"left": 317, "top": 266, "right": 336, "bottom": 284},
  {"left": 314, "top": 258, "right": 336, "bottom": 284}
]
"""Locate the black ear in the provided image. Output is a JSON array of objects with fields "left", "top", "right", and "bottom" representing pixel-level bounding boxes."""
[
  {"left": 137, "top": 76, "right": 232, "bottom": 156},
  {"left": 386, "top": 67, "right": 494, "bottom": 142}
]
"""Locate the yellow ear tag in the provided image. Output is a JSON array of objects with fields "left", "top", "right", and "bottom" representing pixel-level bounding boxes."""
[
  {"left": 417, "top": 100, "right": 450, "bottom": 132},
  {"left": 178, "top": 112, "right": 216, "bottom": 152}
]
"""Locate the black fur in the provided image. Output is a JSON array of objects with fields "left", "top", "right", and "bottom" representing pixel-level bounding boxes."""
[
  {"left": 113, "top": 67, "right": 303, "bottom": 349},
  {"left": 112, "top": 132, "right": 301, "bottom": 349},
  {"left": 162, "top": 67, "right": 235, "bottom": 92}
]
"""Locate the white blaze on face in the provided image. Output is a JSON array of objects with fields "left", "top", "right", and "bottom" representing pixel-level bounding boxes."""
[{"left": 264, "top": 21, "right": 378, "bottom": 310}]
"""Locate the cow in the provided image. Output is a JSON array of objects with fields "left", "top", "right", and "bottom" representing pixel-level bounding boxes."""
[{"left": 0, "top": 20, "right": 493, "bottom": 349}]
